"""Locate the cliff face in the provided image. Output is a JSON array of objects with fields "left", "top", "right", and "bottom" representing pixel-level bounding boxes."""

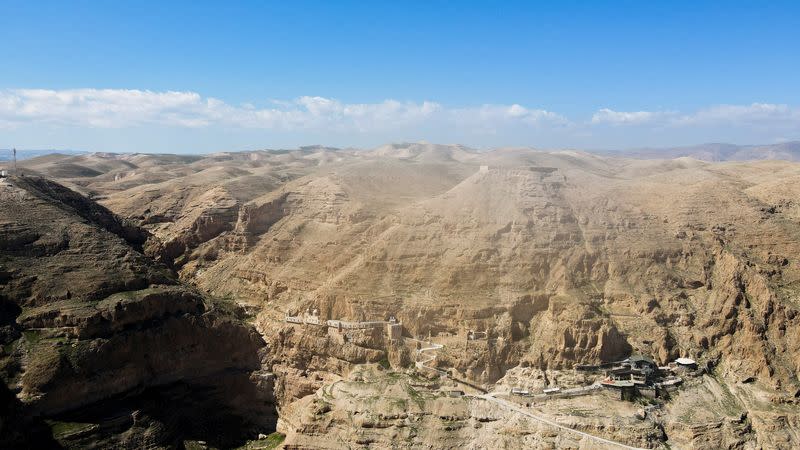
[
  {"left": 0, "top": 177, "right": 275, "bottom": 447},
  {"left": 8, "top": 146, "right": 800, "bottom": 448}
]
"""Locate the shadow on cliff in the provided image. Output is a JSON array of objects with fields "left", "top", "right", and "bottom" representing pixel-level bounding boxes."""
[
  {"left": 0, "top": 383, "right": 61, "bottom": 449},
  {"left": 39, "top": 371, "right": 277, "bottom": 449}
]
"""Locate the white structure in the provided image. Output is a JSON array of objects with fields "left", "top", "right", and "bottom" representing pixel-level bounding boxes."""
[
  {"left": 284, "top": 308, "right": 323, "bottom": 326},
  {"left": 285, "top": 310, "right": 404, "bottom": 340},
  {"left": 479, "top": 165, "right": 489, "bottom": 172},
  {"left": 511, "top": 387, "right": 531, "bottom": 396},
  {"left": 0, "top": 169, "right": 6, "bottom": 178},
  {"left": 467, "top": 330, "right": 487, "bottom": 340},
  {"left": 285, "top": 314, "right": 304, "bottom": 324},
  {"left": 326, "top": 319, "right": 386, "bottom": 330},
  {"left": 674, "top": 357, "right": 697, "bottom": 368}
]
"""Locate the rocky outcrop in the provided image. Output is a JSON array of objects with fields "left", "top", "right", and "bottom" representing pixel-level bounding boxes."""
[
  {"left": 8, "top": 176, "right": 153, "bottom": 252},
  {"left": 17, "top": 308, "right": 265, "bottom": 415},
  {"left": 0, "top": 177, "right": 276, "bottom": 447},
  {"left": 523, "top": 301, "right": 632, "bottom": 369},
  {"left": 263, "top": 324, "right": 387, "bottom": 406},
  {"left": 236, "top": 192, "right": 290, "bottom": 237}
]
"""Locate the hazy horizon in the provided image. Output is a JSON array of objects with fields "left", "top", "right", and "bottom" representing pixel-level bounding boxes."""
[{"left": 3, "top": 139, "right": 800, "bottom": 160}]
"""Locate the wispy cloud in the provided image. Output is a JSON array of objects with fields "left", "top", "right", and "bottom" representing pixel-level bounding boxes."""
[
  {"left": 674, "top": 103, "right": 800, "bottom": 127},
  {"left": 590, "top": 108, "right": 675, "bottom": 125},
  {"left": 0, "top": 89, "right": 564, "bottom": 133},
  {"left": 0, "top": 89, "right": 214, "bottom": 128},
  {"left": 2, "top": 89, "right": 798, "bottom": 148},
  {"left": 592, "top": 103, "right": 800, "bottom": 129}
]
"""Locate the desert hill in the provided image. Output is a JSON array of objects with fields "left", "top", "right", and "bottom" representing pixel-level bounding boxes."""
[
  {"left": 615, "top": 141, "right": 800, "bottom": 162},
  {"left": 3, "top": 143, "right": 800, "bottom": 448}
]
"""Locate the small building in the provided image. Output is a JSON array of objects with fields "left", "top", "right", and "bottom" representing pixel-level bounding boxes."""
[
  {"left": 674, "top": 357, "right": 697, "bottom": 369},
  {"left": 610, "top": 368, "right": 652, "bottom": 385},
  {"left": 446, "top": 390, "right": 465, "bottom": 398},
  {"left": 543, "top": 387, "right": 561, "bottom": 395},
  {"left": 600, "top": 379, "right": 636, "bottom": 400},
  {"left": 606, "top": 355, "right": 658, "bottom": 386},
  {"left": 285, "top": 313, "right": 304, "bottom": 324},
  {"left": 0, "top": 169, "right": 6, "bottom": 178},
  {"left": 467, "top": 330, "right": 487, "bottom": 340},
  {"left": 511, "top": 387, "right": 531, "bottom": 396},
  {"left": 479, "top": 165, "right": 489, "bottom": 172}
]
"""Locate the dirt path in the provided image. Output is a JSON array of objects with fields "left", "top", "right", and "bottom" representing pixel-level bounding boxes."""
[{"left": 477, "top": 392, "right": 648, "bottom": 449}]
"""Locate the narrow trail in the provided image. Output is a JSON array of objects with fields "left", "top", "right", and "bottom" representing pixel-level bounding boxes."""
[
  {"left": 409, "top": 336, "right": 648, "bottom": 450},
  {"left": 476, "top": 393, "right": 648, "bottom": 450}
]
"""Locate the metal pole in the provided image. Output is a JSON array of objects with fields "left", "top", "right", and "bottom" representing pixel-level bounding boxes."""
[{"left": 12, "top": 147, "right": 17, "bottom": 175}]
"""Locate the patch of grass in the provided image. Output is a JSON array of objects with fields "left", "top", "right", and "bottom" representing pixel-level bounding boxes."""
[
  {"left": 391, "top": 397, "right": 409, "bottom": 409},
  {"left": 46, "top": 420, "right": 96, "bottom": 438},
  {"left": 636, "top": 396, "right": 658, "bottom": 406},
  {"left": 565, "top": 407, "right": 592, "bottom": 417},
  {"left": 183, "top": 441, "right": 206, "bottom": 450},
  {"left": 406, "top": 384, "right": 426, "bottom": 409},
  {"left": 232, "top": 432, "right": 286, "bottom": 450},
  {"left": 41, "top": 335, "right": 70, "bottom": 346},
  {"left": 378, "top": 357, "right": 391, "bottom": 370},
  {"left": 386, "top": 371, "right": 404, "bottom": 380},
  {"left": 710, "top": 374, "right": 742, "bottom": 416},
  {"left": 22, "top": 330, "right": 41, "bottom": 346}
]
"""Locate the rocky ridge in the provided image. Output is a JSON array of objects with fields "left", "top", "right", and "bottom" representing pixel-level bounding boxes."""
[
  {"left": 0, "top": 176, "right": 276, "bottom": 448},
  {"left": 3, "top": 143, "right": 800, "bottom": 448}
]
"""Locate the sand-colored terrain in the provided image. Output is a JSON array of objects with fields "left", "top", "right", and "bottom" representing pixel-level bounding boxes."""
[{"left": 3, "top": 142, "right": 800, "bottom": 448}]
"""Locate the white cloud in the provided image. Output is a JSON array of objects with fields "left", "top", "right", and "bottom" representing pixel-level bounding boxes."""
[
  {"left": 591, "top": 108, "right": 674, "bottom": 125},
  {"left": 1, "top": 89, "right": 798, "bottom": 147},
  {"left": 675, "top": 103, "right": 800, "bottom": 127},
  {"left": 449, "top": 104, "right": 569, "bottom": 132},
  {"left": 1, "top": 89, "right": 213, "bottom": 128},
  {"left": 0, "top": 89, "right": 562, "bottom": 133},
  {"left": 592, "top": 103, "right": 800, "bottom": 129}
]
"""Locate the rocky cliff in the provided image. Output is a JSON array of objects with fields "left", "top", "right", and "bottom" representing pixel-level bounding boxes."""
[
  {"left": 0, "top": 176, "right": 276, "bottom": 448},
  {"left": 6, "top": 144, "right": 800, "bottom": 448}
]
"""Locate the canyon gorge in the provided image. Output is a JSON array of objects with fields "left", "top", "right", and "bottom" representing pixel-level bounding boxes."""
[{"left": 2, "top": 142, "right": 800, "bottom": 449}]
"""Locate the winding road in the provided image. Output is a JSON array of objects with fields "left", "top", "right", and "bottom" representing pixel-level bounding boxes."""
[{"left": 413, "top": 339, "right": 446, "bottom": 375}]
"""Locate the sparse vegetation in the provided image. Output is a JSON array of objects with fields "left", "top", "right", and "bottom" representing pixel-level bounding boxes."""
[
  {"left": 22, "top": 329, "right": 41, "bottom": 346},
  {"left": 233, "top": 432, "right": 286, "bottom": 450},
  {"left": 406, "top": 384, "right": 426, "bottom": 409},
  {"left": 46, "top": 420, "right": 96, "bottom": 438}
]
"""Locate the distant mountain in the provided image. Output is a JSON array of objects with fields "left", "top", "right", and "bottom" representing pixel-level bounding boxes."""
[
  {"left": 612, "top": 141, "right": 800, "bottom": 162},
  {"left": 0, "top": 148, "right": 87, "bottom": 161}
]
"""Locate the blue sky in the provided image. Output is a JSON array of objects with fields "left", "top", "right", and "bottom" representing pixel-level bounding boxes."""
[{"left": 1, "top": 1, "right": 799, "bottom": 153}]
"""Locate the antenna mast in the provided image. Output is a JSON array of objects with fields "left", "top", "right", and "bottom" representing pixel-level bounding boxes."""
[{"left": 12, "top": 147, "right": 17, "bottom": 175}]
